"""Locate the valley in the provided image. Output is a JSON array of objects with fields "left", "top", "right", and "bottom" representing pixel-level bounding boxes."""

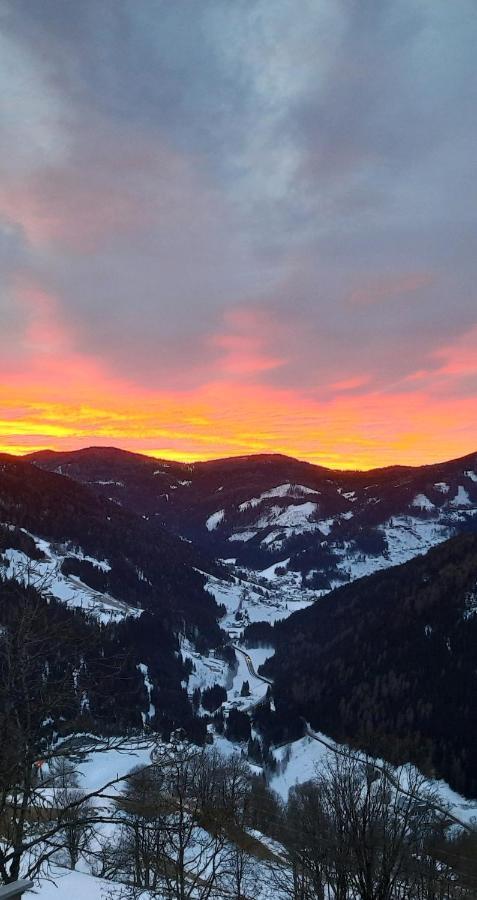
[{"left": 1, "top": 448, "right": 476, "bottom": 897}]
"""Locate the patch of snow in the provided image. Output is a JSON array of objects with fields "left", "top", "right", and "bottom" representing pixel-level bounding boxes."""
[
  {"left": 1, "top": 533, "right": 140, "bottom": 624},
  {"left": 67, "top": 549, "right": 111, "bottom": 572},
  {"left": 412, "top": 493, "right": 435, "bottom": 510},
  {"left": 253, "top": 502, "right": 317, "bottom": 530},
  {"left": 261, "top": 529, "right": 285, "bottom": 546},
  {"left": 380, "top": 516, "right": 451, "bottom": 563},
  {"left": 246, "top": 646, "right": 275, "bottom": 670},
  {"left": 206, "top": 576, "right": 245, "bottom": 616},
  {"left": 91, "top": 480, "right": 124, "bottom": 487},
  {"left": 138, "top": 663, "right": 155, "bottom": 722},
  {"left": 181, "top": 637, "right": 230, "bottom": 692},
  {"left": 464, "top": 470, "right": 477, "bottom": 483},
  {"left": 450, "top": 485, "right": 473, "bottom": 507},
  {"left": 255, "top": 505, "right": 282, "bottom": 528},
  {"left": 434, "top": 482, "right": 450, "bottom": 493},
  {"left": 318, "top": 517, "right": 335, "bottom": 536},
  {"left": 239, "top": 496, "right": 262, "bottom": 511},
  {"left": 273, "top": 501, "right": 317, "bottom": 528},
  {"left": 332, "top": 516, "right": 454, "bottom": 584},
  {"left": 77, "top": 743, "right": 154, "bottom": 793},
  {"left": 33, "top": 868, "right": 130, "bottom": 900},
  {"left": 239, "top": 483, "right": 320, "bottom": 511},
  {"left": 259, "top": 559, "right": 291, "bottom": 580},
  {"left": 206, "top": 568, "right": 314, "bottom": 632},
  {"left": 228, "top": 530, "right": 258, "bottom": 542},
  {"left": 206, "top": 509, "right": 225, "bottom": 531},
  {"left": 271, "top": 734, "right": 333, "bottom": 800}
]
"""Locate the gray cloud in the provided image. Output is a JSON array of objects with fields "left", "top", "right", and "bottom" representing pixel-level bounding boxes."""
[{"left": 1, "top": 0, "right": 476, "bottom": 396}]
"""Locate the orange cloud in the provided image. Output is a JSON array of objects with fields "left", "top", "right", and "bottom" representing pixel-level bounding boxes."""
[
  {"left": 2, "top": 372, "right": 477, "bottom": 470},
  {"left": 1, "top": 288, "right": 477, "bottom": 469}
]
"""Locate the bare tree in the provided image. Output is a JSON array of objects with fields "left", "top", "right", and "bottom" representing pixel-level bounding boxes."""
[
  {"left": 51, "top": 787, "right": 95, "bottom": 870},
  {"left": 276, "top": 751, "right": 457, "bottom": 900},
  {"left": 321, "top": 754, "right": 450, "bottom": 900},
  {"left": 221, "top": 841, "right": 263, "bottom": 900},
  {"left": 0, "top": 579, "right": 149, "bottom": 884},
  {"left": 109, "top": 744, "right": 272, "bottom": 900},
  {"left": 114, "top": 743, "right": 235, "bottom": 899}
]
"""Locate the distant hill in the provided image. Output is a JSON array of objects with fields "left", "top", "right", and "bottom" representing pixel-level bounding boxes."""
[{"left": 28, "top": 446, "right": 477, "bottom": 586}]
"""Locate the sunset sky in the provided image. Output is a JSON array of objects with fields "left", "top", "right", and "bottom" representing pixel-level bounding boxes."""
[{"left": 1, "top": 0, "right": 476, "bottom": 469}]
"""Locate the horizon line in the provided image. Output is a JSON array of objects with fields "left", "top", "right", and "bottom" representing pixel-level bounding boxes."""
[{"left": 3, "top": 443, "right": 477, "bottom": 476}]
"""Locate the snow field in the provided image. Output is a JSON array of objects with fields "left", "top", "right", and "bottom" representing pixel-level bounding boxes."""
[{"left": 1, "top": 535, "right": 138, "bottom": 624}]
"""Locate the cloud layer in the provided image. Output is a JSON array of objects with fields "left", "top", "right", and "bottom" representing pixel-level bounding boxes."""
[{"left": 1, "top": 0, "right": 476, "bottom": 467}]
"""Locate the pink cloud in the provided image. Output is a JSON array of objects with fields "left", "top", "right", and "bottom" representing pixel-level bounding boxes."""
[
  {"left": 432, "top": 326, "right": 477, "bottom": 378},
  {"left": 211, "top": 333, "right": 285, "bottom": 376},
  {"left": 329, "top": 375, "right": 371, "bottom": 392},
  {"left": 209, "top": 306, "right": 288, "bottom": 377}
]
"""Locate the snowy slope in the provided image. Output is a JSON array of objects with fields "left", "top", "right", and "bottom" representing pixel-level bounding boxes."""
[
  {"left": 1, "top": 531, "right": 140, "bottom": 623},
  {"left": 270, "top": 731, "right": 477, "bottom": 828}
]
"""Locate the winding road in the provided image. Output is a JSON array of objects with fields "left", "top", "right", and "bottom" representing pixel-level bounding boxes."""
[{"left": 231, "top": 644, "right": 273, "bottom": 686}]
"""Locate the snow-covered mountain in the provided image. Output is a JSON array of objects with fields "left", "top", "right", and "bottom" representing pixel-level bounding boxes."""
[
  {"left": 29, "top": 447, "right": 477, "bottom": 590},
  {"left": 6, "top": 449, "right": 477, "bottom": 793},
  {"left": 3, "top": 447, "right": 477, "bottom": 900}
]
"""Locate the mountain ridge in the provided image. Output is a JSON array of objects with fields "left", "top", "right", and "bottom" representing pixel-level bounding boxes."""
[
  {"left": 22, "top": 445, "right": 477, "bottom": 590},
  {"left": 22, "top": 444, "right": 477, "bottom": 477}
]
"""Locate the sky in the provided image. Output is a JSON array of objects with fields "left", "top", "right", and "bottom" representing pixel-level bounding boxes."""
[{"left": 1, "top": 0, "right": 476, "bottom": 469}]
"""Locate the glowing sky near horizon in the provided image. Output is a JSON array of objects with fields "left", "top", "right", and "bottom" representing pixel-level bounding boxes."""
[{"left": 1, "top": 1, "right": 477, "bottom": 469}]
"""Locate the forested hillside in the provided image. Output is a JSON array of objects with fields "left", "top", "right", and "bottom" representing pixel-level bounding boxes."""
[
  {"left": 262, "top": 533, "right": 477, "bottom": 796},
  {"left": 0, "top": 453, "right": 225, "bottom": 641},
  {"left": 0, "top": 455, "right": 231, "bottom": 742}
]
